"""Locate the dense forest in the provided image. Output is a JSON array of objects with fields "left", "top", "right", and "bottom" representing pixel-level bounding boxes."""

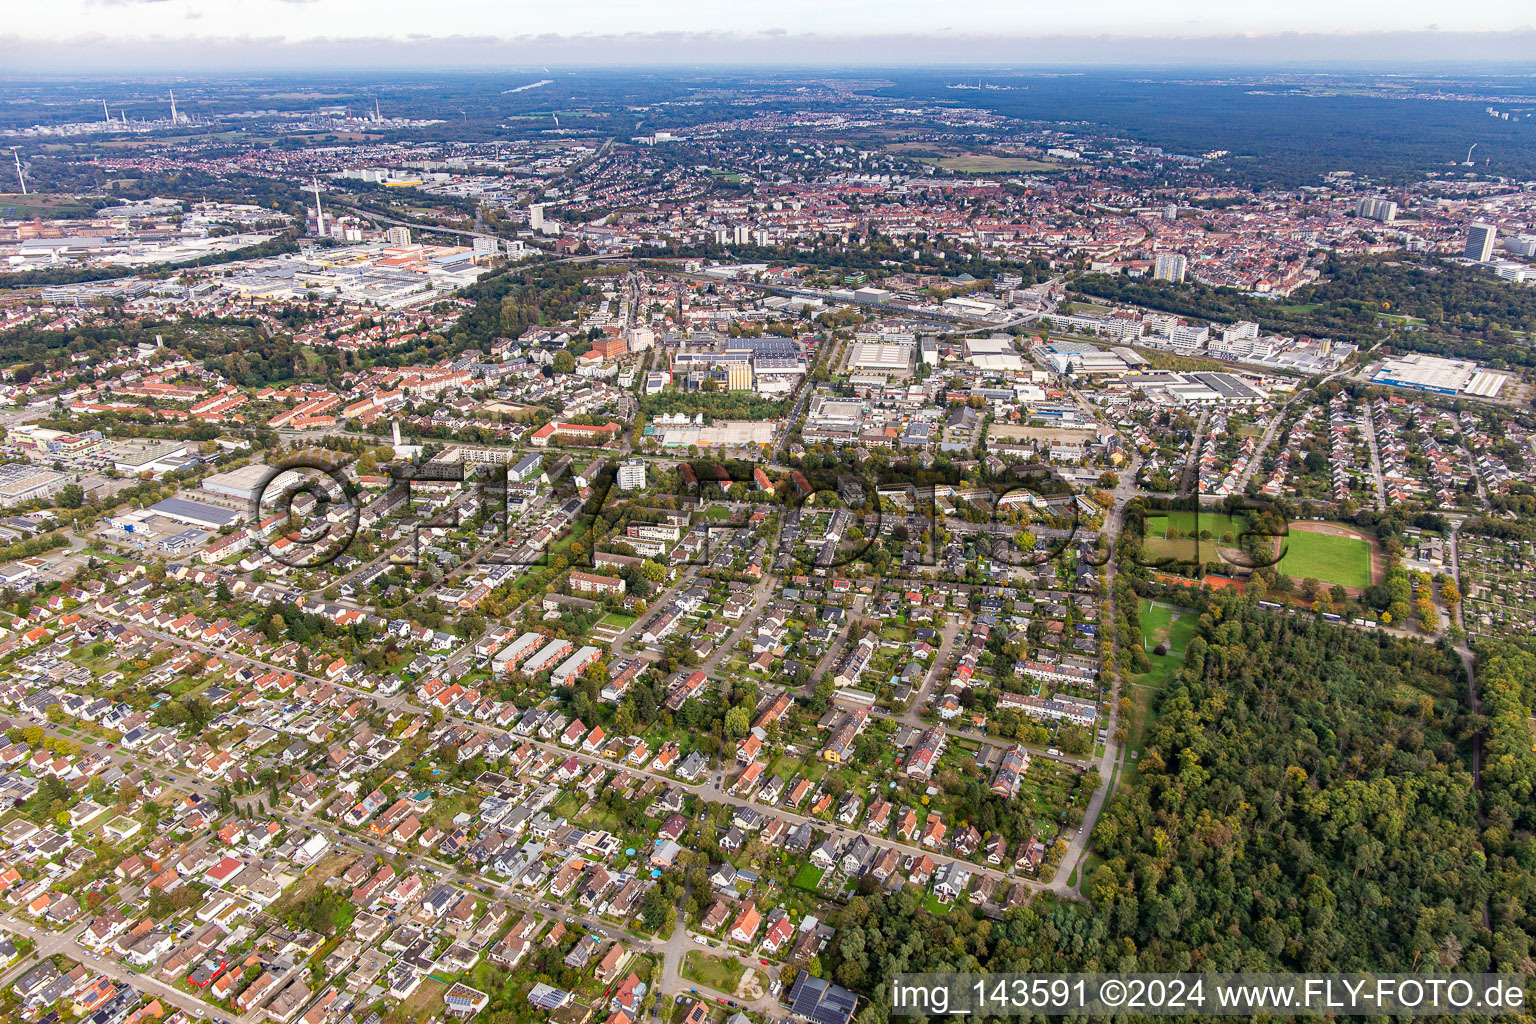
[
  {"left": 870, "top": 73, "right": 1536, "bottom": 187},
  {"left": 451, "top": 261, "right": 620, "bottom": 350},
  {"left": 1479, "top": 643, "right": 1536, "bottom": 835},
  {"left": 828, "top": 595, "right": 1536, "bottom": 1024},
  {"left": 633, "top": 236, "right": 1052, "bottom": 287}
]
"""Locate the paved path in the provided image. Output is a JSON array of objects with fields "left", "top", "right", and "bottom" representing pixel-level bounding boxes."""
[{"left": 1236, "top": 408, "right": 1289, "bottom": 491}]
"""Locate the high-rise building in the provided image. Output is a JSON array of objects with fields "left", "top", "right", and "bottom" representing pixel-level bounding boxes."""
[
  {"left": 529, "top": 204, "right": 545, "bottom": 232},
  {"left": 1153, "top": 252, "right": 1187, "bottom": 283},
  {"left": 1354, "top": 197, "right": 1398, "bottom": 223},
  {"left": 385, "top": 226, "right": 412, "bottom": 246},
  {"left": 1221, "top": 321, "right": 1260, "bottom": 343},
  {"left": 473, "top": 236, "right": 500, "bottom": 258},
  {"left": 617, "top": 459, "right": 646, "bottom": 491},
  {"left": 1163, "top": 204, "right": 1179, "bottom": 222},
  {"left": 1466, "top": 222, "right": 1497, "bottom": 262}
]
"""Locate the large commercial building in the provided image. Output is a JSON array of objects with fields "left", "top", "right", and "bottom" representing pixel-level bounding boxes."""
[
  {"left": 1370, "top": 353, "right": 1507, "bottom": 398},
  {"left": 1466, "top": 222, "right": 1498, "bottom": 263},
  {"left": 1125, "top": 371, "right": 1266, "bottom": 406},
  {"left": 109, "top": 440, "right": 191, "bottom": 476},
  {"left": 1042, "top": 342, "right": 1134, "bottom": 377},
  {"left": 202, "top": 464, "right": 275, "bottom": 504},
  {"left": 0, "top": 465, "right": 68, "bottom": 507},
  {"left": 147, "top": 496, "right": 241, "bottom": 530},
  {"left": 846, "top": 342, "right": 913, "bottom": 378}
]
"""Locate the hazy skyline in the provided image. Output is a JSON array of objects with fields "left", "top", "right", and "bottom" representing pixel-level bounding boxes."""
[{"left": 2, "top": 0, "right": 1535, "bottom": 71}]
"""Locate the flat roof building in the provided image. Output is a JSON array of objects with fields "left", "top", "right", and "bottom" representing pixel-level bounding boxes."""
[
  {"left": 847, "top": 342, "right": 913, "bottom": 378},
  {"left": 202, "top": 464, "right": 274, "bottom": 504},
  {"left": 1370, "top": 354, "right": 1486, "bottom": 396},
  {"left": 0, "top": 465, "right": 68, "bottom": 507},
  {"left": 147, "top": 496, "right": 241, "bottom": 530}
]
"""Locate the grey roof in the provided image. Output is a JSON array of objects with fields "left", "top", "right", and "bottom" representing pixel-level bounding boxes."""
[
  {"left": 788, "top": 971, "right": 858, "bottom": 1024},
  {"left": 148, "top": 496, "right": 239, "bottom": 527}
]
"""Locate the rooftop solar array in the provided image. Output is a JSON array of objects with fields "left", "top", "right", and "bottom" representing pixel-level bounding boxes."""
[{"left": 789, "top": 971, "right": 859, "bottom": 1024}]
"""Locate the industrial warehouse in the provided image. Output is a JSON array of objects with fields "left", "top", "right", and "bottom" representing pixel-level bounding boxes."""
[{"left": 1369, "top": 353, "right": 1509, "bottom": 398}]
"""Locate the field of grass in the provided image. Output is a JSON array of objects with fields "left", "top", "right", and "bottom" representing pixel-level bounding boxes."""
[
  {"left": 682, "top": 951, "right": 746, "bottom": 993},
  {"left": 1276, "top": 529, "right": 1372, "bottom": 589},
  {"left": 599, "top": 611, "right": 637, "bottom": 629},
  {"left": 1138, "top": 510, "right": 1250, "bottom": 565},
  {"left": 935, "top": 156, "right": 1065, "bottom": 174},
  {"left": 0, "top": 193, "right": 97, "bottom": 219},
  {"left": 1125, "top": 683, "right": 1163, "bottom": 777},
  {"left": 1133, "top": 598, "right": 1200, "bottom": 688},
  {"left": 268, "top": 852, "right": 353, "bottom": 918}
]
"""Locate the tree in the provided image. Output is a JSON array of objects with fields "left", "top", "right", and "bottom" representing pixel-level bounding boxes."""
[
  {"left": 553, "top": 350, "right": 576, "bottom": 374},
  {"left": 56, "top": 483, "right": 84, "bottom": 509},
  {"left": 724, "top": 706, "right": 750, "bottom": 739}
]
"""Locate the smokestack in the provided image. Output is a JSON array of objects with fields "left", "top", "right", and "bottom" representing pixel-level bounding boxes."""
[
  {"left": 312, "top": 177, "right": 326, "bottom": 238},
  {"left": 170, "top": 89, "right": 178, "bottom": 125}
]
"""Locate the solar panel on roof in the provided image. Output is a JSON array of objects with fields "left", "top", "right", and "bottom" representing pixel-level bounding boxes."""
[
  {"left": 789, "top": 972, "right": 858, "bottom": 1024},
  {"left": 790, "top": 975, "right": 825, "bottom": 1017}
]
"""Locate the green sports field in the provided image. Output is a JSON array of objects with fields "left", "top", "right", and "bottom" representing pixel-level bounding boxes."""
[
  {"left": 1275, "top": 528, "right": 1373, "bottom": 590},
  {"left": 1135, "top": 598, "right": 1201, "bottom": 688},
  {"left": 1138, "top": 510, "right": 1250, "bottom": 565}
]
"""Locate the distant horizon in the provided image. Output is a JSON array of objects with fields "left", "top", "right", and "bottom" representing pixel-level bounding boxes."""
[{"left": 4, "top": 27, "right": 1536, "bottom": 74}]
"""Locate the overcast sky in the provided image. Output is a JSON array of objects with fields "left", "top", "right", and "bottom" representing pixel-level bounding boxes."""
[{"left": 2, "top": 0, "right": 1534, "bottom": 70}]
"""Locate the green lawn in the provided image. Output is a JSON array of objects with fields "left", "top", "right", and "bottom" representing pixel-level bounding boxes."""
[
  {"left": 1139, "top": 510, "right": 1250, "bottom": 565},
  {"left": 791, "top": 864, "right": 825, "bottom": 891},
  {"left": 1276, "top": 528, "right": 1372, "bottom": 589},
  {"left": 934, "top": 155, "right": 1065, "bottom": 174},
  {"left": 1133, "top": 598, "right": 1199, "bottom": 688},
  {"left": 921, "top": 893, "right": 956, "bottom": 915},
  {"left": 600, "top": 611, "right": 637, "bottom": 629},
  {"left": 682, "top": 951, "right": 746, "bottom": 993}
]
